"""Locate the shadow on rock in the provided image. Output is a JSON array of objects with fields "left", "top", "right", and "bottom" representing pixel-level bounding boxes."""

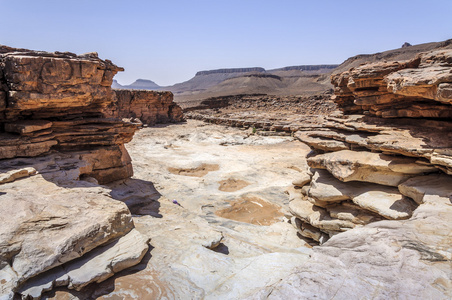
[
  {"left": 41, "top": 246, "right": 156, "bottom": 300},
  {"left": 107, "top": 178, "right": 163, "bottom": 218},
  {"left": 210, "top": 242, "right": 230, "bottom": 255},
  {"left": 0, "top": 154, "right": 164, "bottom": 218}
]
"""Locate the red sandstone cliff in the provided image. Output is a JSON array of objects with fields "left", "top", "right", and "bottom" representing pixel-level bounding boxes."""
[{"left": 109, "top": 89, "right": 184, "bottom": 125}]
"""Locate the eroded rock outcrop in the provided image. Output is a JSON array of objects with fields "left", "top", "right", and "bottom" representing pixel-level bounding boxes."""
[
  {"left": 0, "top": 46, "right": 150, "bottom": 299},
  {"left": 0, "top": 45, "right": 137, "bottom": 181},
  {"left": 280, "top": 48, "right": 452, "bottom": 299},
  {"left": 108, "top": 89, "right": 184, "bottom": 125},
  {"left": 331, "top": 49, "right": 452, "bottom": 118}
]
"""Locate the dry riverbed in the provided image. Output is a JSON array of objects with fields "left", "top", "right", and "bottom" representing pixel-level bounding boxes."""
[{"left": 49, "top": 119, "right": 313, "bottom": 299}]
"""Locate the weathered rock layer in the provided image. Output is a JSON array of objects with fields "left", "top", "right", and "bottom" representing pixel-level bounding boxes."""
[
  {"left": 278, "top": 48, "right": 452, "bottom": 299},
  {"left": 0, "top": 45, "right": 160, "bottom": 299},
  {"left": 331, "top": 49, "right": 452, "bottom": 118},
  {"left": 108, "top": 89, "right": 184, "bottom": 125},
  {"left": 0, "top": 45, "right": 137, "bottom": 182}
]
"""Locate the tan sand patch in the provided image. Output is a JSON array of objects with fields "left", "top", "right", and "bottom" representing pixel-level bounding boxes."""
[
  {"left": 218, "top": 178, "right": 250, "bottom": 192},
  {"left": 215, "top": 196, "right": 284, "bottom": 226},
  {"left": 168, "top": 163, "right": 219, "bottom": 177}
]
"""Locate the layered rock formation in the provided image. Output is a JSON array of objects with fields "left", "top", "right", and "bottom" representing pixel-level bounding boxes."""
[
  {"left": 0, "top": 46, "right": 154, "bottom": 299},
  {"left": 0, "top": 45, "right": 137, "bottom": 184},
  {"left": 331, "top": 49, "right": 452, "bottom": 118},
  {"left": 108, "top": 89, "right": 184, "bottom": 125},
  {"left": 277, "top": 48, "right": 452, "bottom": 298},
  {"left": 289, "top": 49, "right": 452, "bottom": 242}
]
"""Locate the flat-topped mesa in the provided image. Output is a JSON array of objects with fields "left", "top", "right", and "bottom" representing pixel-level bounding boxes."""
[
  {"left": 195, "top": 67, "right": 265, "bottom": 76},
  {"left": 331, "top": 49, "right": 452, "bottom": 118},
  {"left": 0, "top": 45, "right": 138, "bottom": 183},
  {"left": 270, "top": 64, "right": 339, "bottom": 72}
]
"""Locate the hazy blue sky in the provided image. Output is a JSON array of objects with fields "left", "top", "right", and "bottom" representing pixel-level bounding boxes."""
[{"left": 1, "top": 0, "right": 451, "bottom": 86}]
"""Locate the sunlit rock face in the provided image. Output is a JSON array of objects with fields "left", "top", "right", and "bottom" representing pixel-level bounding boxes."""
[
  {"left": 0, "top": 45, "right": 137, "bottom": 175},
  {"left": 331, "top": 49, "right": 452, "bottom": 118},
  {"left": 281, "top": 48, "right": 452, "bottom": 299},
  {"left": 0, "top": 45, "right": 152, "bottom": 299},
  {"left": 108, "top": 89, "right": 184, "bottom": 125}
]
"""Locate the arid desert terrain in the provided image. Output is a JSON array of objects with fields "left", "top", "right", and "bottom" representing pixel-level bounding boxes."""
[{"left": 0, "top": 39, "right": 452, "bottom": 299}]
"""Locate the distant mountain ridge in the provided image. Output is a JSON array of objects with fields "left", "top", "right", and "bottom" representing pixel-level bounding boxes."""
[
  {"left": 113, "top": 79, "right": 161, "bottom": 90},
  {"left": 115, "top": 64, "right": 339, "bottom": 92},
  {"left": 332, "top": 39, "right": 452, "bottom": 75},
  {"left": 196, "top": 67, "right": 265, "bottom": 76},
  {"left": 269, "top": 65, "right": 338, "bottom": 72},
  {"left": 113, "top": 39, "right": 452, "bottom": 102}
]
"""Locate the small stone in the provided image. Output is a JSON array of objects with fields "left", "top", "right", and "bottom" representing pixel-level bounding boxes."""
[
  {"left": 0, "top": 167, "right": 36, "bottom": 184},
  {"left": 292, "top": 171, "right": 312, "bottom": 188}
]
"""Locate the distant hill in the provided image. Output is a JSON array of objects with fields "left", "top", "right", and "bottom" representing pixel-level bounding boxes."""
[
  {"left": 113, "top": 39, "right": 452, "bottom": 103},
  {"left": 165, "top": 65, "right": 339, "bottom": 102},
  {"left": 112, "top": 80, "right": 124, "bottom": 89},
  {"left": 113, "top": 79, "right": 161, "bottom": 90},
  {"left": 168, "top": 67, "right": 267, "bottom": 95}
]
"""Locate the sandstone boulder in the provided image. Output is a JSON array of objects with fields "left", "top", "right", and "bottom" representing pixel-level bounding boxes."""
[
  {"left": 326, "top": 202, "right": 382, "bottom": 225},
  {"left": 0, "top": 167, "right": 36, "bottom": 184},
  {"left": 18, "top": 229, "right": 149, "bottom": 299},
  {"left": 289, "top": 198, "right": 355, "bottom": 233},
  {"left": 291, "top": 171, "right": 312, "bottom": 187},
  {"left": 291, "top": 217, "right": 329, "bottom": 243},
  {"left": 0, "top": 174, "right": 136, "bottom": 297},
  {"left": 294, "top": 131, "right": 349, "bottom": 152},
  {"left": 352, "top": 189, "right": 417, "bottom": 220},
  {"left": 308, "top": 150, "right": 436, "bottom": 186},
  {"left": 308, "top": 169, "right": 417, "bottom": 220},
  {"left": 398, "top": 173, "right": 452, "bottom": 204},
  {"left": 308, "top": 170, "right": 353, "bottom": 202}
]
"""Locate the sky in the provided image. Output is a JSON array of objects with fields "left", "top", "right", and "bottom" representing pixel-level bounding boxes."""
[{"left": 1, "top": 0, "right": 451, "bottom": 86}]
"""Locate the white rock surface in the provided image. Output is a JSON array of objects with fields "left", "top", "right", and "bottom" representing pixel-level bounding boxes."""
[
  {"left": 248, "top": 196, "right": 452, "bottom": 299},
  {"left": 43, "top": 120, "right": 313, "bottom": 299},
  {"left": 18, "top": 229, "right": 148, "bottom": 299},
  {"left": 308, "top": 150, "right": 437, "bottom": 186},
  {"left": 398, "top": 173, "right": 452, "bottom": 204},
  {"left": 307, "top": 169, "right": 418, "bottom": 220},
  {"left": 0, "top": 154, "right": 149, "bottom": 299}
]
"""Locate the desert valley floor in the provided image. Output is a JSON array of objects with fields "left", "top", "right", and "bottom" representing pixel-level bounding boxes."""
[{"left": 49, "top": 119, "right": 314, "bottom": 299}]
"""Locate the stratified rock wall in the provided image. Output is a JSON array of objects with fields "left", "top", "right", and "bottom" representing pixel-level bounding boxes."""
[
  {"left": 109, "top": 89, "right": 184, "bottom": 125},
  {"left": 0, "top": 45, "right": 137, "bottom": 183},
  {"left": 0, "top": 45, "right": 149, "bottom": 299},
  {"left": 331, "top": 49, "right": 452, "bottom": 118},
  {"left": 290, "top": 48, "right": 452, "bottom": 242},
  {"left": 278, "top": 48, "right": 452, "bottom": 299}
]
